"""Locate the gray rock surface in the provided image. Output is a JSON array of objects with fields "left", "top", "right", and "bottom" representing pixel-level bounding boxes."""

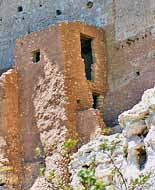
[{"left": 70, "top": 86, "right": 155, "bottom": 190}]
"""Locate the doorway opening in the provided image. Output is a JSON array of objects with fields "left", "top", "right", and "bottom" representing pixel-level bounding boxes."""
[
  {"left": 93, "top": 94, "right": 100, "bottom": 109},
  {"left": 80, "top": 34, "right": 94, "bottom": 81},
  {"left": 32, "top": 49, "right": 40, "bottom": 63}
]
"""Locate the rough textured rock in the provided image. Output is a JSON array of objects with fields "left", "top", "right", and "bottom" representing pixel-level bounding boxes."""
[
  {"left": 69, "top": 134, "right": 125, "bottom": 190},
  {"left": 118, "top": 86, "right": 155, "bottom": 185},
  {"left": 31, "top": 60, "right": 68, "bottom": 189},
  {"left": 70, "top": 86, "right": 155, "bottom": 190}
]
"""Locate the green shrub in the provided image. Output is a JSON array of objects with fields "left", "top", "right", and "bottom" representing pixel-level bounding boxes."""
[
  {"left": 47, "top": 169, "right": 55, "bottom": 182},
  {"left": 35, "top": 147, "right": 42, "bottom": 157},
  {"left": 78, "top": 168, "right": 106, "bottom": 190}
]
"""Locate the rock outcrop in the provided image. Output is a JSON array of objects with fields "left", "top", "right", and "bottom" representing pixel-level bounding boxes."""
[{"left": 70, "top": 86, "right": 155, "bottom": 190}]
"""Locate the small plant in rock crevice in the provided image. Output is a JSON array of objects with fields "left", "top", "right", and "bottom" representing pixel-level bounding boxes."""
[
  {"left": 35, "top": 147, "right": 42, "bottom": 157},
  {"left": 78, "top": 167, "right": 106, "bottom": 190},
  {"left": 35, "top": 146, "right": 45, "bottom": 158},
  {"left": 63, "top": 138, "right": 78, "bottom": 154},
  {"left": 129, "top": 173, "right": 151, "bottom": 190},
  {"left": 77, "top": 137, "right": 150, "bottom": 190},
  {"left": 47, "top": 169, "right": 55, "bottom": 182},
  {"left": 39, "top": 167, "right": 46, "bottom": 177},
  {"left": 38, "top": 137, "right": 151, "bottom": 190},
  {"left": 100, "top": 128, "right": 112, "bottom": 135}
]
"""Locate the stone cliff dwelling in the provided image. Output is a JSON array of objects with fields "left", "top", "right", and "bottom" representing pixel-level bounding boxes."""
[
  {"left": 0, "top": 0, "right": 154, "bottom": 189},
  {"left": 0, "top": 21, "right": 107, "bottom": 189}
]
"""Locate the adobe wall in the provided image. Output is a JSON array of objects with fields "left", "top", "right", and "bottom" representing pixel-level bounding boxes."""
[
  {"left": 0, "top": 0, "right": 154, "bottom": 126},
  {"left": 15, "top": 25, "right": 67, "bottom": 189},
  {"left": 0, "top": 69, "right": 22, "bottom": 190},
  {"left": 59, "top": 22, "right": 107, "bottom": 139},
  {"left": 14, "top": 22, "right": 107, "bottom": 188}
]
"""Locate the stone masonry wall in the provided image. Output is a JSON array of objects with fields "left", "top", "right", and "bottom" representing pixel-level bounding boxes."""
[
  {"left": 59, "top": 22, "right": 107, "bottom": 139},
  {"left": 0, "top": 69, "right": 22, "bottom": 190},
  {"left": 0, "top": 0, "right": 154, "bottom": 126},
  {"left": 15, "top": 25, "right": 66, "bottom": 189},
  {"left": 14, "top": 22, "right": 107, "bottom": 189}
]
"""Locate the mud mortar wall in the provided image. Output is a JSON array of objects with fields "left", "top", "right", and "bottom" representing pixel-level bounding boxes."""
[
  {"left": 59, "top": 22, "right": 107, "bottom": 138},
  {"left": 0, "top": 0, "right": 154, "bottom": 127},
  {"left": 14, "top": 22, "right": 107, "bottom": 188},
  {"left": 15, "top": 26, "right": 67, "bottom": 189},
  {"left": 0, "top": 70, "right": 22, "bottom": 190}
]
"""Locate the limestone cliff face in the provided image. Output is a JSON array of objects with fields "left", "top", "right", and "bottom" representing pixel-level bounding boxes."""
[{"left": 70, "top": 86, "right": 155, "bottom": 190}]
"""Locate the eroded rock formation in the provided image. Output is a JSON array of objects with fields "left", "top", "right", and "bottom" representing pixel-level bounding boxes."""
[{"left": 70, "top": 86, "right": 155, "bottom": 190}]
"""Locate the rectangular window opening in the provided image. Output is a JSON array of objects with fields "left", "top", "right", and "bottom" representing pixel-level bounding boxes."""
[
  {"left": 93, "top": 94, "right": 100, "bottom": 109},
  {"left": 80, "top": 34, "right": 94, "bottom": 81},
  {"left": 18, "top": 6, "right": 23, "bottom": 12},
  {"left": 32, "top": 49, "right": 40, "bottom": 63}
]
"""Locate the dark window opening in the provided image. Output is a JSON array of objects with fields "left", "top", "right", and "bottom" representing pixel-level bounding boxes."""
[
  {"left": 28, "top": 27, "right": 31, "bottom": 34},
  {"left": 18, "top": 6, "right": 23, "bottom": 12},
  {"left": 56, "top": 10, "right": 62, "bottom": 16},
  {"left": 80, "top": 34, "right": 94, "bottom": 81},
  {"left": 136, "top": 71, "right": 140, "bottom": 76},
  {"left": 40, "top": 4, "right": 42, "bottom": 7},
  {"left": 93, "top": 94, "right": 100, "bottom": 109},
  {"left": 86, "top": 1, "right": 94, "bottom": 8},
  {"left": 77, "top": 99, "right": 81, "bottom": 104},
  {"left": 137, "top": 147, "right": 147, "bottom": 170},
  {"left": 32, "top": 50, "right": 40, "bottom": 63},
  {"left": 82, "top": 165, "right": 90, "bottom": 169}
]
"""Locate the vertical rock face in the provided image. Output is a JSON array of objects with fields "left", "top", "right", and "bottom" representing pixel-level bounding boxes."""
[
  {"left": 118, "top": 86, "right": 155, "bottom": 184},
  {"left": 115, "top": 0, "right": 155, "bottom": 40},
  {"left": 70, "top": 86, "right": 155, "bottom": 190}
]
